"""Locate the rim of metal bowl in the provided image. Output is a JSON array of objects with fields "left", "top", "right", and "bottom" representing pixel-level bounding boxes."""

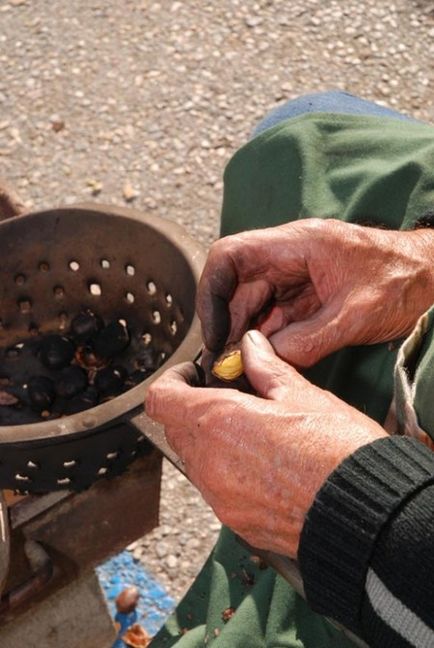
[{"left": 0, "top": 203, "right": 206, "bottom": 444}]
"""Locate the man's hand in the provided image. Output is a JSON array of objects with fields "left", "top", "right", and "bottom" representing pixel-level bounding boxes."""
[
  {"left": 145, "top": 330, "right": 386, "bottom": 558},
  {"left": 197, "top": 219, "right": 434, "bottom": 367}
]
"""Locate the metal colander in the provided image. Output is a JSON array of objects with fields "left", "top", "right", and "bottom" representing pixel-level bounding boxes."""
[{"left": 0, "top": 203, "right": 205, "bottom": 493}]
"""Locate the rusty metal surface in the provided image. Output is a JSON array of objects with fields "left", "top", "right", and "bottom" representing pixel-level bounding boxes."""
[
  {"left": 0, "top": 571, "right": 116, "bottom": 648},
  {"left": 0, "top": 451, "right": 162, "bottom": 623},
  {"left": 0, "top": 203, "right": 205, "bottom": 492},
  {"left": 20, "top": 452, "right": 162, "bottom": 567}
]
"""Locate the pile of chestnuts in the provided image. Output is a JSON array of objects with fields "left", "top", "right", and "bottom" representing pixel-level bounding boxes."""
[{"left": 0, "top": 309, "right": 162, "bottom": 423}]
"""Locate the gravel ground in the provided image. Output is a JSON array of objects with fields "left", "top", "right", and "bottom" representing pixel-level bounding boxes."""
[{"left": 1, "top": 0, "right": 434, "bottom": 602}]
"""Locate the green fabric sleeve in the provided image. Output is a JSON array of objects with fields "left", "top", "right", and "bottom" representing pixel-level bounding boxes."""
[{"left": 221, "top": 113, "right": 434, "bottom": 237}]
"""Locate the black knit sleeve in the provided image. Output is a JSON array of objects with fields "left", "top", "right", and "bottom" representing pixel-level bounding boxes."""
[{"left": 298, "top": 436, "right": 434, "bottom": 647}]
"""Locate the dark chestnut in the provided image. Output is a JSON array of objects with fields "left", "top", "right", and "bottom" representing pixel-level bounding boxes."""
[
  {"left": 40, "top": 335, "right": 75, "bottom": 370},
  {"left": 56, "top": 366, "right": 88, "bottom": 399},
  {"left": 125, "top": 369, "right": 150, "bottom": 387},
  {"left": 94, "top": 366, "right": 125, "bottom": 398},
  {"left": 62, "top": 387, "right": 99, "bottom": 415},
  {"left": 93, "top": 320, "right": 130, "bottom": 359},
  {"left": 28, "top": 376, "right": 55, "bottom": 411},
  {"left": 135, "top": 347, "right": 157, "bottom": 372},
  {"left": 70, "top": 309, "right": 103, "bottom": 341}
]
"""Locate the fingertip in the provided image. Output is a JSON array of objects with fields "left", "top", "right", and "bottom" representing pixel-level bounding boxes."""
[
  {"left": 241, "top": 329, "right": 274, "bottom": 357},
  {"left": 144, "top": 381, "right": 158, "bottom": 419}
]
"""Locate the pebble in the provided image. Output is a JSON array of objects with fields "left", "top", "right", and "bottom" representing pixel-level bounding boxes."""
[
  {"left": 155, "top": 541, "right": 169, "bottom": 559},
  {"left": 166, "top": 554, "right": 178, "bottom": 569}
]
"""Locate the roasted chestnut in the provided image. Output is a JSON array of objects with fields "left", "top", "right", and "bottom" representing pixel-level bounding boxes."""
[
  {"left": 70, "top": 309, "right": 103, "bottom": 341},
  {"left": 62, "top": 386, "right": 99, "bottom": 415},
  {"left": 94, "top": 366, "right": 125, "bottom": 398},
  {"left": 135, "top": 347, "right": 157, "bottom": 372},
  {"left": 56, "top": 366, "right": 88, "bottom": 399},
  {"left": 28, "top": 376, "right": 55, "bottom": 411},
  {"left": 93, "top": 320, "right": 130, "bottom": 358},
  {"left": 40, "top": 335, "right": 75, "bottom": 370},
  {"left": 125, "top": 369, "right": 149, "bottom": 387}
]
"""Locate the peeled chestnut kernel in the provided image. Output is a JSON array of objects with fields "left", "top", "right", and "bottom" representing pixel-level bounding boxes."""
[
  {"left": 40, "top": 335, "right": 75, "bottom": 370},
  {"left": 28, "top": 376, "right": 55, "bottom": 411},
  {"left": 56, "top": 366, "right": 88, "bottom": 399},
  {"left": 212, "top": 347, "right": 243, "bottom": 381},
  {"left": 93, "top": 320, "right": 130, "bottom": 358},
  {"left": 70, "top": 309, "right": 103, "bottom": 341}
]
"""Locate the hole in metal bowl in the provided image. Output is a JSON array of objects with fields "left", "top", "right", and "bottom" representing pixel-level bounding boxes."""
[
  {"left": 142, "top": 332, "right": 152, "bottom": 346},
  {"left": 125, "top": 264, "right": 135, "bottom": 276},
  {"left": 18, "top": 298, "right": 32, "bottom": 314},
  {"left": 58, "top": 312, "right": 68, "bottom": 330},
  {"left": 53, "top": 286, "right": 65, "bottom": 299},
  {"left": 39, "top": 261, "right": 50, "bottom": 272},
  {"left": 15, "top": 473, "right": 30, "bottom": 482},
  {"left": 146, "top": 280, "right": 157, "bottom": 295},
  {"left": 100, "top": 259, "right": 110, "bottom": 269},
  {"left": 57, "top": 477, "right": 72, "bottom": 486},
  {"left": 69, "top": 260, "right": 80, "bottom": 272},
  {"left": 169, "top": 320, "right": 177, "bottom": 335},
  {"left": 89, "top": 283, "right": 102, "bottom": 296},
  {"left": 28, "top": 322, "right": 39, "bottom": 336},
  {"left": 27, "top": 460, "right": 39, "bottom": 469},
  {"left": 165, "top": 292, "right": 173, "bottom": 306},
  {"left": 126, "top": 292, "right": 135, "bottom": 304},
  {"left": 106, "top": 451, "right": 119, "bottom": 460},
  {"left": 63, "top": 460, "right": 77, "bottom": 468},
  {"left": 152, "top": 310, "right": 161, "bottom": 325}
]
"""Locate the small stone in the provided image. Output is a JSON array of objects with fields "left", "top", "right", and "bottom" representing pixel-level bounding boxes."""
[
  {"left": 210, "top": 522, "right": 221, "bottom": 532},
  {"left": 245, "top": 16, "right": 263, "bottom": 28},
  {"left": 122, "top": 181, "right": 139, "bottom": 202},
  {"left": 156, "top": 541, "right": 169, "bottom": 558},
  {"left": 166, "top": 554, "right": 178, "bottom": 569},
  {"left": 50, "top": 115, "right": 65, "bottom": 132},
  {"left": 160, "top": 524, "right": 172, "bottom": 536},
  {"left": 186, "top": 537, "right": 200, "bottom": 550},
  {"left": 86, "top": 178, "right": 103, "bottom": 195}
]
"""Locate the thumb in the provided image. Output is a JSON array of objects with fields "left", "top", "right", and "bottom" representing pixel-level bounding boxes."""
[
  {"left": 269, "top": 302, "right": 345, "bottom": 368},
  {"left": 241, "top": 330, "right": 302, "bottom": 401}
]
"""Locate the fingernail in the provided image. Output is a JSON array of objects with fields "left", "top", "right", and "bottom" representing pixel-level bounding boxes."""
[{"left": 247, "top": 329, "right": 263, "bottom": 345}]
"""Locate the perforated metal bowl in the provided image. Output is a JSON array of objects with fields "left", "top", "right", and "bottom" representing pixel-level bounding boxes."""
[{"left": 0, "top": 204, "right": 205, "bottom": 493}]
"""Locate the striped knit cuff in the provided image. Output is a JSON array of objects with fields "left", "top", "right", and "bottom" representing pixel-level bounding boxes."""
[{"left": 298, "top": 436, "right": 434, "bottom": 638}]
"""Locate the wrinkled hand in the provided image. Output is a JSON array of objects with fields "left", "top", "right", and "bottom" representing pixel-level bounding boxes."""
[
  {"left": 145, "top": 330, "right": 386, "bottom": 558},
  {"left": 197, "top": 219, "right": 434, "bottom": 367}
]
